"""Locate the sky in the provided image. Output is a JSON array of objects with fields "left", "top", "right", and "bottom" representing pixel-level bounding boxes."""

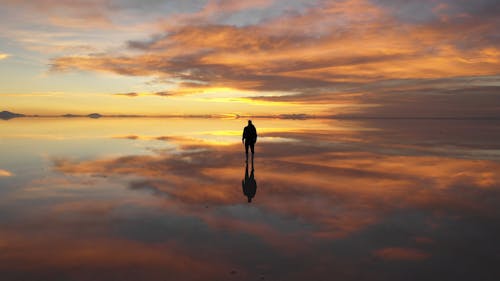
[{"left": 0, "top": 0, "right": 499, "bottom": 116}]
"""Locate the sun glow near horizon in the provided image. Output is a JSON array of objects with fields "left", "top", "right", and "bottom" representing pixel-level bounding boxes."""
[{"left": 0, "top": 0, "right": 499, "bottom": 117}]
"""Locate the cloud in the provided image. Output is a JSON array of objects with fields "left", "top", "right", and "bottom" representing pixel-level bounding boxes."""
[
  {"left": 247, "top": 77, "right": 500, "bottom": 117},
  {"left": 0, "top": 169, "right": 13, "bottom": 177},
  {"left": 372, "top": 0, "right": 500, "bottom": 24},
  {"left": 3, "top": 0, "right": 497, "bottom": 116},
  {"left": 1, "top": 0, "right": 114, "bottom": 29},
  {"left": 153, "top": 91, "right": 173, "bottom": 97},
  {"left": 112, "top": 91, "right": 186, "bottom": 98},
  {"left": 0, "top": 53, "right": 10, "bottom": 60},
  {"left": 112, "top": 135, "right": 139, "bottom": 139},
  {"left": 114, "top": 92, "right": 139, "bottom": 97},
  {"left": 46, "top": 0, "right": 500, "bottom": 116},
  {"left": 352, "top": 85, "right": 500, "bottom": 118},
  {"left": 372, "top": 247, "right": 430, "bottom": 261}
]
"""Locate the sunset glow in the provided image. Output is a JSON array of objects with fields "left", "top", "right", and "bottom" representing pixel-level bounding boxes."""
[
  {"left": 1, "top": 1, "right": 500, "bottom": 280},
  {"left": 1, "top": 0, "right": 499, "bottom": 116}
]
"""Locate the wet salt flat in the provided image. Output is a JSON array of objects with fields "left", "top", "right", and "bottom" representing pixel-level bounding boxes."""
[{"left": 1, "top": 118, "right": 500, "bottom": 281}]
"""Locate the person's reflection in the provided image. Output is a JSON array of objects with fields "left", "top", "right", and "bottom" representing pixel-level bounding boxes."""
[{"left": 242, "top": 162, "right": 257, "bottom": 203}]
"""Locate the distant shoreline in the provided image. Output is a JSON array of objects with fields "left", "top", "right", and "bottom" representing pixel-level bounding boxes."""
[
  {"left": 3, "top": 110, "right": 500, "bottom": 121},
  {"left": 2, "top": 115, "right": 500, "bottom": 121}
]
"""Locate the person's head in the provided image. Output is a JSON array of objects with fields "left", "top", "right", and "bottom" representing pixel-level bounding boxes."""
[{"left": 248, "top": 120, "right": 252, "bottom": 125}]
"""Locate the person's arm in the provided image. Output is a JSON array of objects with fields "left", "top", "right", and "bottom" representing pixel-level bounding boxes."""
[{"left": 242, "top": 128, "right": 246, "bottom": 143}]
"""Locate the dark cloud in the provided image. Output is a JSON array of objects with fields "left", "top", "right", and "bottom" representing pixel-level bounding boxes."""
[
  {"left": 152, "top": 91, "right": 174, "bottom": 97},
  {"left": 112, "top": 91, "right": 181, "bottom": 98},
  {"left": 247, "top": 77, "right": 500, "bottom": 118},
  {"left": 114, "top": 92, "right": 139, "bottom": 97},
  {"left": 371, "top": 0, "right": 500, "bottom": 23},
  {"left": 347, "top": 86, "right": 500, "bottom": 118}
]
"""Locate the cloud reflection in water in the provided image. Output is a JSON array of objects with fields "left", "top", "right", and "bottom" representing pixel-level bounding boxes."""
[{"left": 1, "top": 118, "right": 500, "bottom": 280}]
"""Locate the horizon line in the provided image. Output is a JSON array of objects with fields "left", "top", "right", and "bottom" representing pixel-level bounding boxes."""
[{"left": 2, "top": 111, "right": 500, "bottom": 121}]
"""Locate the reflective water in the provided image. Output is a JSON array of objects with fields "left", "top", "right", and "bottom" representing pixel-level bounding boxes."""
[{"left": 1, "top": 118, "right": 500, "bottom": 280}]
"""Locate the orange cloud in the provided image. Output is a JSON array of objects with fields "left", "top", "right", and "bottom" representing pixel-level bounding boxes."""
[
  {"left": 2, "top": 0, "right": 113, "bottom": 29},
  {"left": 46, "top": 0, "right": 500, "bottom": 117},
  {"left": 0, "top": 169, "right": 13, "bottom": 177},
  {"left": 53, "top": 0, "right": 500, "bottom": 83}
]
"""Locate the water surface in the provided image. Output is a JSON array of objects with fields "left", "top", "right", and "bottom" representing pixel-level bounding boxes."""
[{"left": 1, "top": 118, "right": 500, "bottom": 280}]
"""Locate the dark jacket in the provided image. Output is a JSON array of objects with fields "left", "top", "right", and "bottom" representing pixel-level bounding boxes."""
[{"left": 242, "top": 124, "right": 257, "bottom": 143}]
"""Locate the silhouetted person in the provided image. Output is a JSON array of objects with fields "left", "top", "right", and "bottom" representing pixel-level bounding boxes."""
[
  {"left": 242, "top": 163, "right": 257, "bottom": 203},
  {"left": 242, "top": 120, "right": 257, "bottom": 162}
]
